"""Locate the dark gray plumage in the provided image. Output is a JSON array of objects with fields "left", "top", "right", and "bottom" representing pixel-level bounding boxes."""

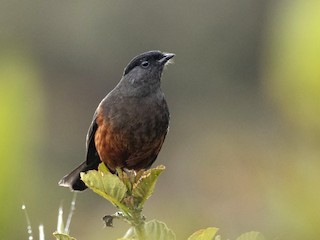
[{"left": 59, "top": 50, "right": 174, "bottom": 191}]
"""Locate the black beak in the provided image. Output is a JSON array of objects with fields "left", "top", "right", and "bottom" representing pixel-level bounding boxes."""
[{"left": 159, "top": 52, "right": 175, "bottom": 65}]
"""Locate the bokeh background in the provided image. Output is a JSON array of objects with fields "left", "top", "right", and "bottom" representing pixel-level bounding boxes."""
[{"left": 1, "top": 1, "right": 320, "bottom": 239}]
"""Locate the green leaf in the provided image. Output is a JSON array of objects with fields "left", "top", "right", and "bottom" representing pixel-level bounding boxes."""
[
  {"left": 236, "top": 231, "right": 265, "bottom": 240},
  {"left": 142, "top": 219, "right": 176, "bottom": 240},
  {"left": 188, "top": 227, "right": 218, "bottom": 240},
  {"left": 118, "top": 221, "right": 175, "bottom": 239},
  {"left": 80, "top": 170, "right": 127, "bottom": 209},
  {"left": 98, "top": 162, "right": 110, "bottom": 174},
  {"left": 118, "top": 227, "right": 135, "bottom": 240},
  {"left": 132, "top": 165, "right": 165, "bottom": 208},
  {"left": 53, "top": 232, "right": 76, "bottom": 240},
  {"left": 117, "top": 168, "right": 134, "bottom": 194}
]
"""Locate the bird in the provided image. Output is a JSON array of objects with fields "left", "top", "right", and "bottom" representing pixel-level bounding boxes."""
[{"left": 59, "top": 50, "right": 174, "bottom": 191}]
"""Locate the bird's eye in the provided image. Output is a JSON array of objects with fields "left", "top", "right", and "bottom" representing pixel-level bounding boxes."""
[{"left": 141, "top": 61, "right": 150, "bottom": 68}]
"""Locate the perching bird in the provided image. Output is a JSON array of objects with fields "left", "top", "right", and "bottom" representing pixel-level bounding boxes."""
[{"left": 59, "top": 50, "right": 174, "bottom": 191}]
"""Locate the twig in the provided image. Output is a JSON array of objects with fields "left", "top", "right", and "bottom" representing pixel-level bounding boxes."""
[
  {"left": 65, "top": 192, "right": 77, "bottom": 234},
  {"left": 39, "top": 224, "right": 45, "bottom": 240},
  {"left": 22, "top": 204, "right": 34, "bottom": 240}
]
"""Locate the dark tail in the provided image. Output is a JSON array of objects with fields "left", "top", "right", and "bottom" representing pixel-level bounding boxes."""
[{"left": 58, "top": 161, "right": 99, "bottom": 191}]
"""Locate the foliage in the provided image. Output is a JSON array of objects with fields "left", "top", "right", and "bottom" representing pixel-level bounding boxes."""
[
  {"left": 53, "top": 232, "right": 76, "bottom": 240},
  {"left": 53, "top": 163, "right": 264, "bottom": 240},
  {"left": 235, "top": 231, "right": 265, "bottom": 240},
  {"left": 187, "top": 227, "right": 218, "bottom": 240}
]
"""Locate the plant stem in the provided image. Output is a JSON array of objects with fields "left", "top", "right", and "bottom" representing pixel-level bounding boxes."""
[{"left": 134, "top": 223, "right": 145, "bottom": 240}]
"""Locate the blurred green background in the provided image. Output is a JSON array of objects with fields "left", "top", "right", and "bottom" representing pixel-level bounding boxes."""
[{"left": 1, "top": 1, "right": 320, "bottom": 239}]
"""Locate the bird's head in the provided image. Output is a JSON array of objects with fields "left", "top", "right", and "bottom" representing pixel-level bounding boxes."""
[
  {"left": 124, "top": 50, "right": 174, "bottom": 76},
  {"left": 118, "top": 51, "right": 174, "bottom": 96}
]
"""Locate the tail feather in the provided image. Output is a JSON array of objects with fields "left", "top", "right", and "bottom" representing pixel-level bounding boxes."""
[{"left": 58, "top": 161, "right": 99, "bottom": 191}]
